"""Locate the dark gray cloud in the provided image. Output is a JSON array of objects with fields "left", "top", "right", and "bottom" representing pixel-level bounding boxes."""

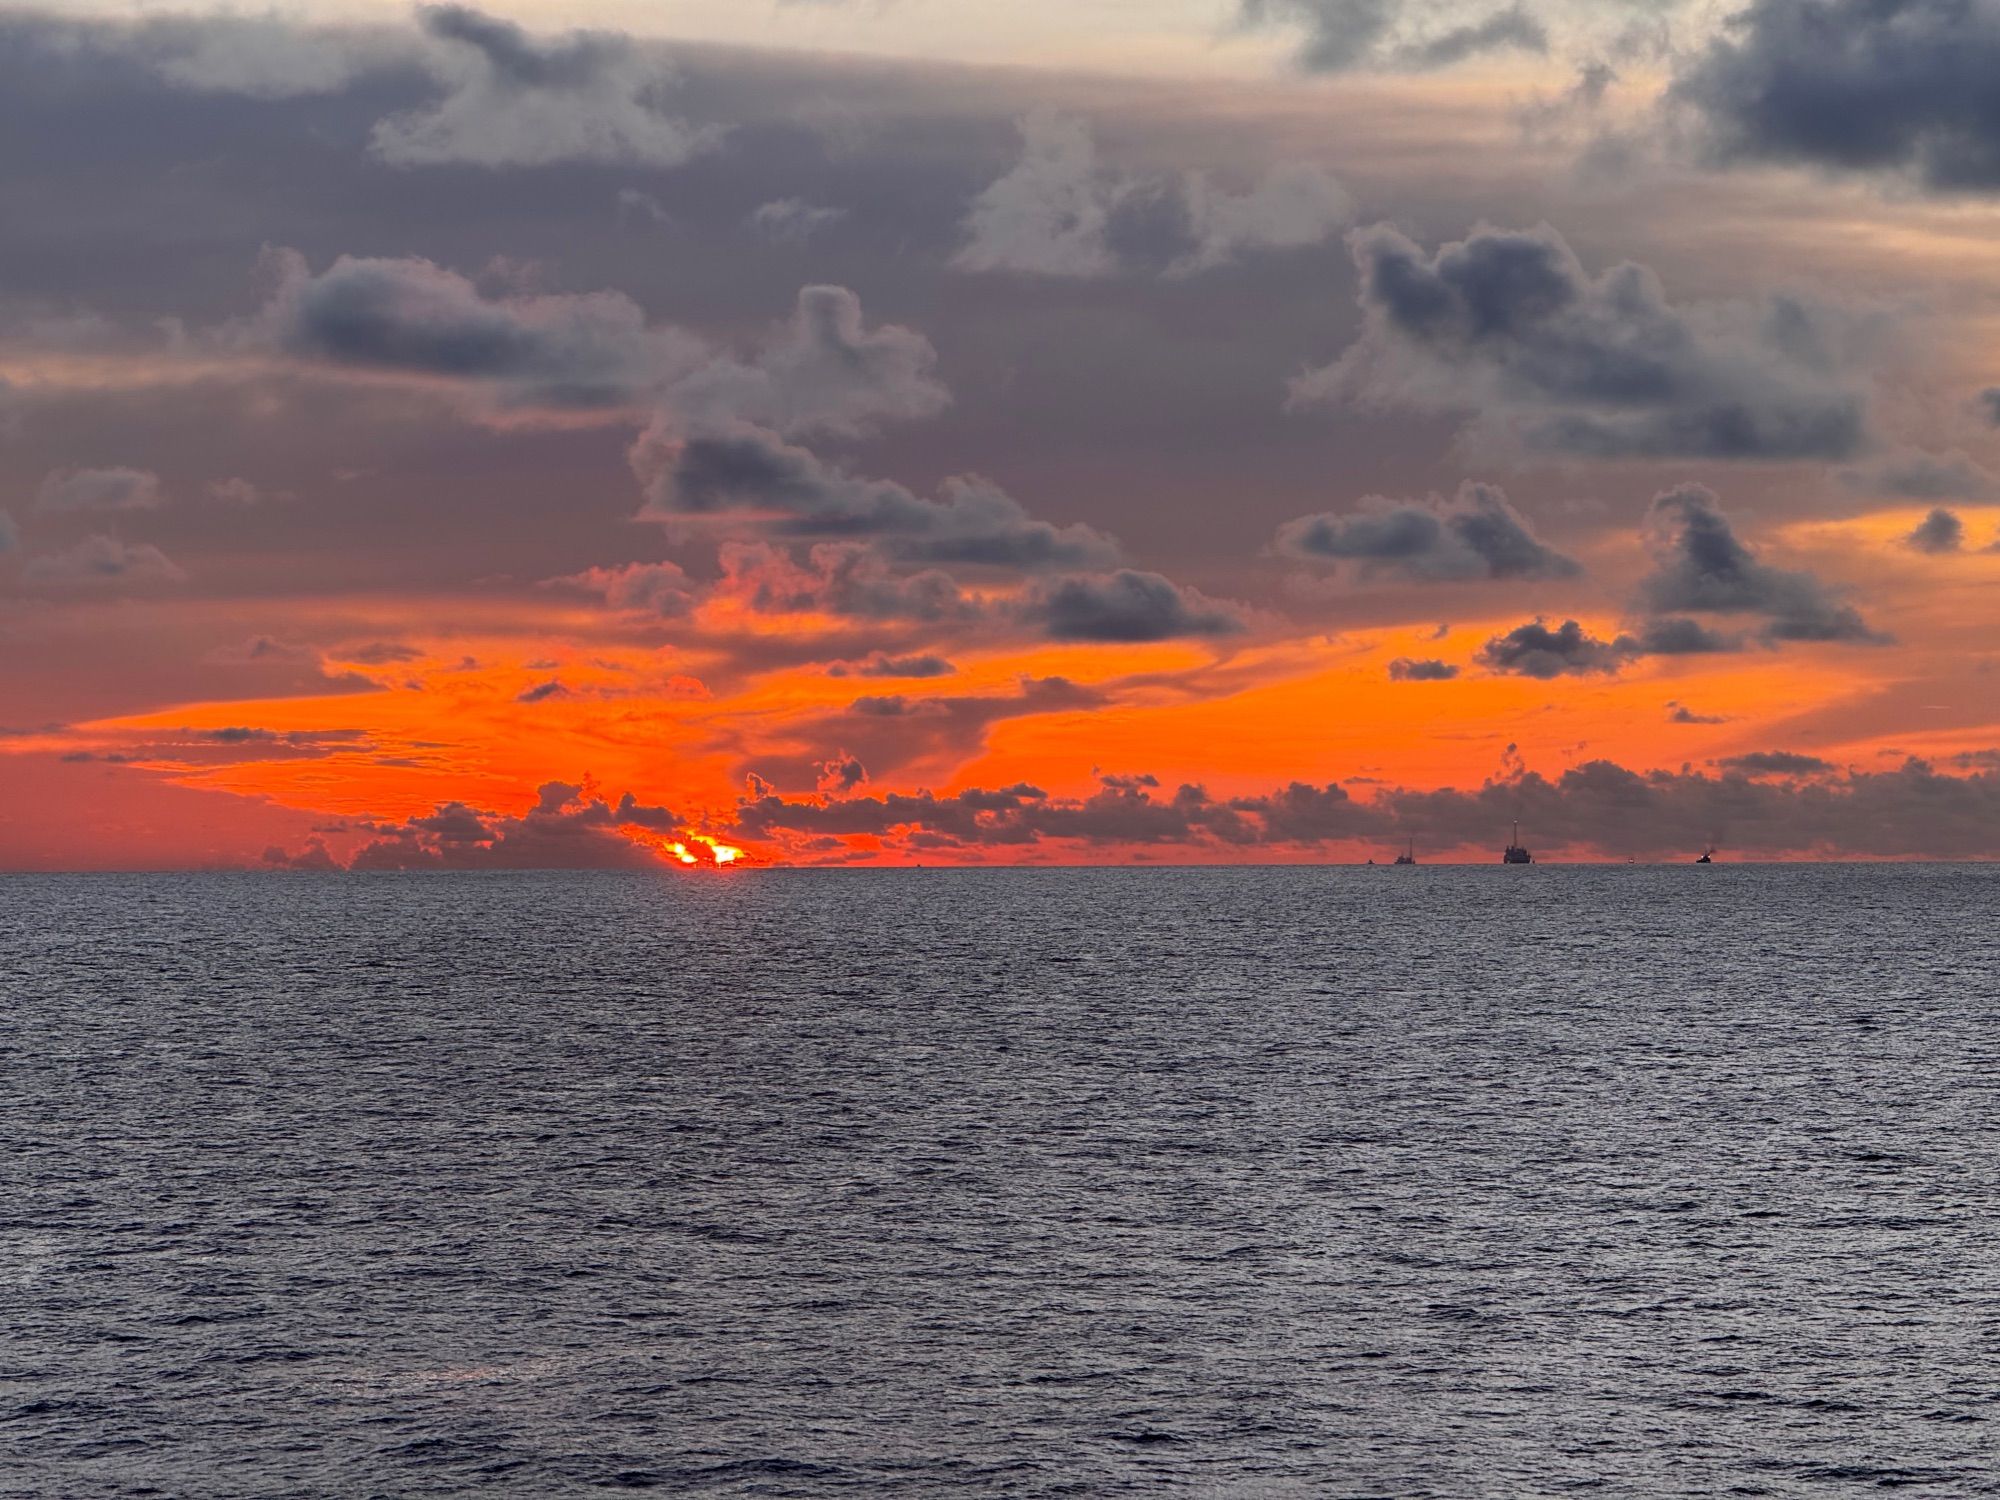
[
  {"left": 1296, "top": 222, "right": 1867, "bottom": 461},
  {"left": 349, "top": 781, "right": 695, "bottom": 869},
  {"left": 1275, "top": 480, "right": 1579, "bottom": 580},
  {"left": 715, "top": 541, "right": 982, "bottom": 626},
  {"left": 635, "top": 423, "right": 1117, "bottom": 568},
  {"left": 1018, "top": 569, "right": 1248, "bottom": 642},
  {"left": 252, "top": 257, "right": 946, "bottom": 432},
  {"left": 1387, "top": 656, "right": 1460, "bottom": 680},
  {"left": 1670, "top": 0, "right": 2000, "bottom": 192},
  {"left": 730, "top": 755, "right": 2000, "bottom": 860},
  {"left": 1628, "top": 614, "right": 1737, "bottom": 655},
  {"left": 829, "top": 653, "right": 958, "bottom": 679},
  {"left": 1240, "top": 0, "right": 1548, "bottom": 73},
  {"left": 1639, "top": 484, "right": 1887, "bottom": 643},
  {"left": 0, "top": 511, "right": 16, "bottom": 553},
  {"left": 1905, "top": 506, "right": 1964, "bottom": 554},
  {"left": 35, "top": 466, "right": 165, "bottom": 513},
  {"left": 1981, "top": 388, "right": 2000, "bottom": 425},
  {"left": 372, "top": 5, "right": 714, "bottom": 169},
  {"left": 1717, "top": 750, "right": 1835, "bottom": 776},
  {"left": 1476, "top": 617, "right": 1632, "bottom": 678}
]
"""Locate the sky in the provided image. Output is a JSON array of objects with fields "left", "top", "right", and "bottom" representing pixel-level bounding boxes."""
[{"left": 2, "top": 0, "right": 1998, "bottom": 869}]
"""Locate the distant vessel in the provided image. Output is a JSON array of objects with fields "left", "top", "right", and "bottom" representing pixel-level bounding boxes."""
[
  {"left": 1695, "top": 848, "right": 1715, "bottom": 864},
  {"left": 1503, "top": 821, "right": 1533, "bottom": 865},
  {"left": 1393, "top": 837, "right": 1416, "bottom": 866}
]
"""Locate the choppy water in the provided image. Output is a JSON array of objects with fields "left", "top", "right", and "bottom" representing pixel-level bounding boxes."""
[{"left": 4, "top": 866, "right": 1998, "bottom": 1497}]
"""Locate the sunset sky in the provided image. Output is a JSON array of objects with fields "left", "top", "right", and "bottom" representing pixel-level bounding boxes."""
[{"left": 4, "top": 0, "right": 1998, "bottom": 867}]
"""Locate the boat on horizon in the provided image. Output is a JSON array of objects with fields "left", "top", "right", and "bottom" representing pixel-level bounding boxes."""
[
  {"left": 1696, "top": 848, "right": 1715, "bottom": 864},
  {"left": 1503, "top": 821, "right": 1533, "bottom": 865},
  {"left": 1393, "top": 837, "right": 1416, "bottom": 866}
]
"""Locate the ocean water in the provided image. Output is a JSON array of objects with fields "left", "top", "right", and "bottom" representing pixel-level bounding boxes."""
[{"left": 3, "top": 865, "right": 1997, "bottom": 1498}]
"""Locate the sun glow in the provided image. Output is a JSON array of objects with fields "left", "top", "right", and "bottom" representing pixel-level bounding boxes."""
[{"left": 652, "top": 834, "right": 745, "bottom": 867}]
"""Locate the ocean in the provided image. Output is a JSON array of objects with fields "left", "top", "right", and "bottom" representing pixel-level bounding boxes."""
[{"left": 4, "top": 866, "right": 1996, "bottom": 1497}]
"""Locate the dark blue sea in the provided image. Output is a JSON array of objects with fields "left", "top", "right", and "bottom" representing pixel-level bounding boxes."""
[{"left": 4, "top": 866, "right": 1997, "bottom": 1497}]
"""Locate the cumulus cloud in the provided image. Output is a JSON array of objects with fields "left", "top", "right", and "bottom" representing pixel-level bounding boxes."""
[
  {"left": 250, "top": 257, "right": 942, "bottom": 433},
  {"left": 1017, "top": 569, "right": 1247, "bottom": 642},
  {"left": 371, "top": 5, "right": 714, "bottom": 169},
  {"left": 560, "top": 560, "right": 702, "bottom": 617},
  {"left": 1275, "top": 481, "right": 1579, "bottom": 580},
  {"left": 1387, "top": 656, "right": 1460, "bottom": 680},
  {"left": 1294, "top": 222, "right": 1868, "bottom": 461},
  {"left": 633, "top": 422, "right": 1117, "bottom": 568},
  {"left": 733, "top": 755, "right": 2000, "bottom": 860},
  {"left": 22, "top": 535, "right": 185, "bottom": 587},
  {"left": 713, "top": 541, "right": 981, "bottom": 625},
  {"left": 1905, "top": 507, "right": 1965, "bottom": 554},
  {"left": 249, "top": 249, "right": 702, "bottom": 413},
  {"left": 663, "top": 285, "right": 949, "bottom": 438},
  {"left": 953, "top": 112, "right": 1119, "bottom": 278},
  {"left": 1476, "top": 617, "right": 1633, "bottom": 678},
  {"left": 35, "top": 467, "right": 165, "bottom": 513},
  {"left": 1670, "top": 0, "right": 2000, "bottom": 192},
  {"left": 347, "top": 781, "right": 700, "bottom": 869},
  {"left": 1639, "top": 484, "right": 1887, "bottom": 642},
  {"left": 954, "top": 113, "right": 1350, "bottom": 279}
]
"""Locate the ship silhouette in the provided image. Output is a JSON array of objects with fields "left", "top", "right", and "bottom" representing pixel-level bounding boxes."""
[
  {"left": 1502, "top": 820, "right": 1533, "bottom": 864},
  {"left": 1696, "top": 847, "right": 1715, "bottom": 864},
  {"left": 1393, "top": 837, "right": 1416, "bottom": 866}
]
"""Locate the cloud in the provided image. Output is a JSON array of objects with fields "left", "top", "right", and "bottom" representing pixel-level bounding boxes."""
[
  {"left": 1170, "top": 162, "right": 1353, "bottom": 276},
  {"left": 1275, "top": 481, "right": 1579, "bottom": 580},
  {"left": 954, "top": 113, "right": 1349, "bottom": 279},
  {"left": 1670, "top": 0, "right": 2000, "bottom": 192},
  {"left": 713, "top": 541, "right": 981, "bottom": 625},
  {"left": 1716, "top": 750, "right": 1835, "bottom": 776},
  {"left": 662, "top": 285, "right": 949, "bottom": 439},
  {"left": 143, "top": 13, "right": 367, "bottom": 99},
  {"left": 732, "top": 755, "right": 2000, "bottom": 861},
  {"left": 1017, "top": 570, "right": 1248, "bottom": 642},
  {"left": 21, "top": 535, "right": 185, "bottom": 587},
  {"left": 953, "top": 112, "right": 1119, "bottom": 278},
  {"left": 1840, "top": 449, "right": 1994, "bottom": 500},
  {"left": 0, "top": 511, "right": 14, "bottom": 552},
  {"left": 251, "top": 249, "right": 701, "bottom": 413},
  {"left": 371, "top": 5, "right": 714, "bottom": 169},
  {"left": 516, "top": 680, "right": 569, "bottom": 703},
  {"left": 1476, "top": 617, "right": 1633, "bottom": 678},
  {"left": 1295, "top": 222, "right": 1868, "bottom": 461},
  {"left": 1667, "top": 701, "right": 1730, "bottom": 724},
  {"left": 561, "top": 560, "right": 702, "bottom": 617},
  {"left": 35, "top": 467, "right": 165, "bottom": 513},
  {"left": 251, "top": 258, "right": 942, "bottom": 433},
  {"left": 747, "top": 198, "right": 848, "bottom": 244},
  {"left": 829, "top": 654, "right": 958, "bottom": 679},
  {"left": 1240, "top": 0, "right": 1548, "bottom": 73},
  {"left": 1627, "top": 615, "right": 1738, "bottom": 655},
  {"left": 1639, "top": 484, "right": 1888, "bottom": 642},
  {"left": 1982, "top": 387, "right": 2000, "bottom": 425},
  {"left": 634, "top": 422, "right": 1117, "bottom": 568},
  {"left": 1387, "top": 656, "right": 1460, "bottom": 680},
  {"left": 1905, "top": 507, "right": 1965, "bottom": 555},
  {"left": 348, "top": 781, "right": 699, "bottom": 869}
]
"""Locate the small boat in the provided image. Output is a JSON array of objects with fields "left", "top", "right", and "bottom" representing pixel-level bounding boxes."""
[
  {"left": 1502, "top": 820, "right": 1533, "bottom": 864},
  {"left": 1393, "top": 837, "right": 1416, "bottom": 866},
  {"left": 1695, "top": 848, "right": 1715, "bottom": 864}
]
